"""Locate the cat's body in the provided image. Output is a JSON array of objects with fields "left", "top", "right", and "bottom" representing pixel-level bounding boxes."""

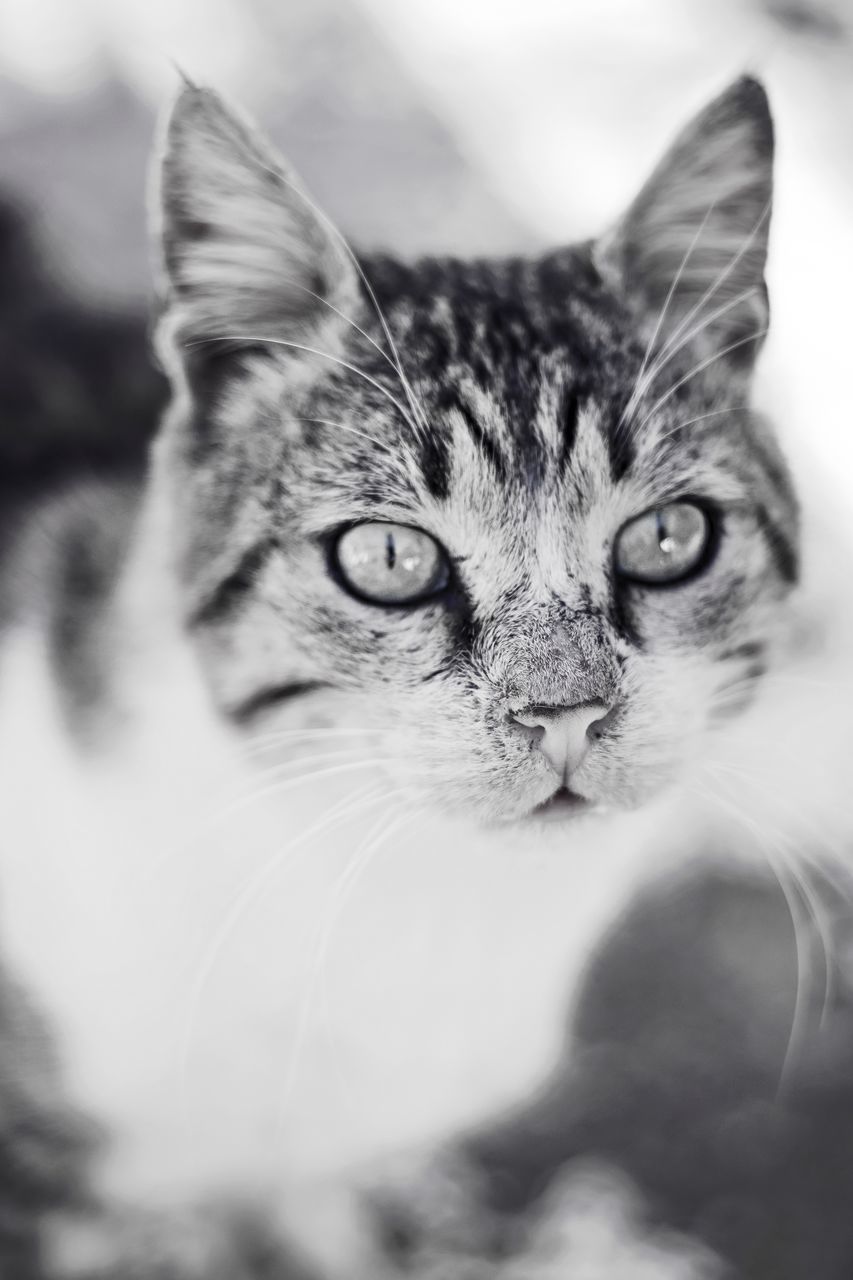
[
  {"left": 1, "top": 74, "right": 853, "bottom": 1278},
  {"left": 0, "top": 476, "right": 666, "bottom": 1257}
]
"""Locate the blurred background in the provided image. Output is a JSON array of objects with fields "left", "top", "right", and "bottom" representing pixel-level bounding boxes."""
[
  {"left": 0, "top": 0, "right": 849, "bottom": 283},
  {"left": 0, "top": 0, "right": 851, "bottom": 486}
]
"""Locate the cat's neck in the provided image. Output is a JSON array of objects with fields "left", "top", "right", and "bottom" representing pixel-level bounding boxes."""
[
  {"left": 0, "top": 451, "right": 848, "bottom": 1247},
  {"left": 0, "top": 484, "right": 662, "bottom": 1210}
]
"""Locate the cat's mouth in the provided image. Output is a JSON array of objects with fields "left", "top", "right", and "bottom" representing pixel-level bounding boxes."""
[{"left": 529, "top": 786, "right": 592, "bottom": 823}]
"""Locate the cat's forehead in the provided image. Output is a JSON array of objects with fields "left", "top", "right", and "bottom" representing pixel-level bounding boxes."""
[
  {"left": 291, "top": 250, "right": 636, "bottom": 499},
  {"left": 371, "top": 247, "right": 638, "bottom": 405},
  {"left": 286, "top": 251, "right": 747, "bottom": 529}
]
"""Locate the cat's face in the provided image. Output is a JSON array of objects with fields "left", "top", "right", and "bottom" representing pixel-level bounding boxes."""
[{"left": 152, "top": 77, "right": 797, "bottom": 823}]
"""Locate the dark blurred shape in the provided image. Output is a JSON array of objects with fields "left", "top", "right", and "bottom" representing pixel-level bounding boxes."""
[
  {"left": 0, "top": 197, "right": 164, "bottom": 536},
  {"left": 0, "top": 77, "right": 160, "bottom": 307},
  {"left": 0, "top": 964, "right": 98, "bottom": 1280},
  {"left": 458, "top": 862, "right": 853, "bottom": 1280},
  {"left": 762, "top": 0, "right": 849, "bottom": 40}
]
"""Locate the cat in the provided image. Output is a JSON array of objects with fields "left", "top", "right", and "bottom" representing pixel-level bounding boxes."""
[{"left": 1, "top": 70, "right": 851, "bottom": 1277}]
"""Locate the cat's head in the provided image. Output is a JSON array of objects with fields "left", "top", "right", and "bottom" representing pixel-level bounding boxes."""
[{"left": 151, "top": 76, "right": 797, "bottom": 823}]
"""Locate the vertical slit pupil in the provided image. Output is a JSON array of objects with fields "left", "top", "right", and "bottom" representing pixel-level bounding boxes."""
[{"left": 385, "top": 532, "right": 397, "bottom": 571}]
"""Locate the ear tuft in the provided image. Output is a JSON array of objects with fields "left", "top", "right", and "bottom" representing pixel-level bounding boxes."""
[
  {"left": 598, "top": 76, "right": 774, "bottom": 366},
  {"left": 156, "top": 85, "right": 356, "bottom": 348}
]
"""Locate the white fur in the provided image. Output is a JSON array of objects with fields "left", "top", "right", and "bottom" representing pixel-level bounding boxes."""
[
  {"left": 0, "top": 495, "right": 671, "bottom": 1268},
  {"left": 2, "top": 425, "right": 852, "bottom": 1276}
]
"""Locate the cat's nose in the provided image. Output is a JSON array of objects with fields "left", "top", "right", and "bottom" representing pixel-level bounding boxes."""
[{"left": 510, "top": 700, "right": 610, "bottom": 779}]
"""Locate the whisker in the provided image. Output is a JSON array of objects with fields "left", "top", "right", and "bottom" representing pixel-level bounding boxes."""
[
  {"left": 618, "top": 205, "right": 715, "bottom": 434},
  {"left": 189, "top": 755, "right": 393, "bottom": 838},
  {"left": 623, "top": 198, "right": 771, "bottom": 438},
  {"left": 754, "top": 673, "right": 845, "bottom": 692},
  {"left": 289, "top": 417, "right": 399, "bottom": 454},
  {"left": 707, "top": 755, "right": 853, "bottom": 826},
  {"left": 689, "top": 779, "right": 814, "bottom": 1092},
  {"left": 636, "top": 285, "right": 761, "bottom": 417},
  {"left": 707, "top": 755, "right": 853, "bottom": 1030},
  {"left": 795, "top": 846, "right": 853, "bottom": 914},
  {"left": 236, "top": 734, "right": 382, "bottom": 762},
  {"left": 654, "top": 406, "right": 750, "bottom": 445},
  {"left": 289, "top": 417, "right": 426, "bottom": 490},
  {"left": 763, "top": 843, "right": 821, "bottom": 1089},
  {"left": 178, "top": 781, "right": 394, "bottom": 1108},
  {"left": 708, "top": 670, "right": 764, "bottom": 718},
  {"left": 275, "top": 274, "right": 419, "bottom": 393},
  {"left": 239, "top": 726, "right": 393, "bottom": 751},
  {"left": 189, "top": 335, "right": 425, "bottom": 442},
  {"left": 702, "top": 763, "right": 843, "bottom": 1033},
  {"left": 781, "top": 854, "right": 837, "bottom": 1030},
  {"left": 252, "top": 164, "right": 431, "bottom": 439},
  {"left": 633, "top": 326, "right": 769, "bottom": 436},
  {"left": 276, "top": 800, "right": 416, "bottom": 1123},
  {"left": 136, "top": 757, "right": 392, "bottom": 890},
  {"left": 653, "top": 199, "right": 771, "bottom": 370},
  {"left": 229, "top": 749, "right": 380, "bottom": 787}
]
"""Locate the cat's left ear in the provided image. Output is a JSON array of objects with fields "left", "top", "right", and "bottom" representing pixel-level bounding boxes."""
[
  {"left": 155, "top": 83, "right": 357, "bottom": 348},
  {"left": 597, "top": 76, "right": 773, "bottom": 366}
]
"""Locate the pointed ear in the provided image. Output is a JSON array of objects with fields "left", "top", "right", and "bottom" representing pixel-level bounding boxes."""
[
  {"left": 155, "top": 85, "right": 358, "bottom": 349},
  {"left": 597, "top": 76, "right": 774, "bottom": 366}
]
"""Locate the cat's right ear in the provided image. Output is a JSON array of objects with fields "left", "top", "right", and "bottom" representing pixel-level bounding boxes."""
[
  {"left": 154, "top": 84, "right": 358, "bottom": 352},
  {"left": 596, "top": 76, "right": 774, "bottom": 368}
]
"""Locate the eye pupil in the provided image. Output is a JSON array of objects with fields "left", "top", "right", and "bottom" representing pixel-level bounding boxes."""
[
  {"left": 334, "top": 522, "right": 449, "bottom": 605},
  {"left": 615, "top": 501, "right": 711, "bottom": 585}
]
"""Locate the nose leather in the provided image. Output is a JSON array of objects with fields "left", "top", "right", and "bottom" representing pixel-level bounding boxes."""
[{"left": 512, "top": 701, "right": 609, "bottom": 779}]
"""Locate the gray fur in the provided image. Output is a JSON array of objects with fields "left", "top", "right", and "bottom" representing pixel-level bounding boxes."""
[{"left": 149, "top": 76, "right": 798, "bottom": 824}]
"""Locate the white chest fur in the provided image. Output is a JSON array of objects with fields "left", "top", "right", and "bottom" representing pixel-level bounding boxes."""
[
  {"left": 0, "top": 597, "right": 655, "bottom": 1212},
  {"left": 2, "top": 459, "right": 853, "bottom": 1280}
]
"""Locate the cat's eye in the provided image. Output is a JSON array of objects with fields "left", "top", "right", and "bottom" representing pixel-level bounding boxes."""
[
  {"left": 614, "top": 501, "right": 712, "bottom": 585},
  {"left": 333, "top": 522, "right": 450, "bottom": 605}
]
